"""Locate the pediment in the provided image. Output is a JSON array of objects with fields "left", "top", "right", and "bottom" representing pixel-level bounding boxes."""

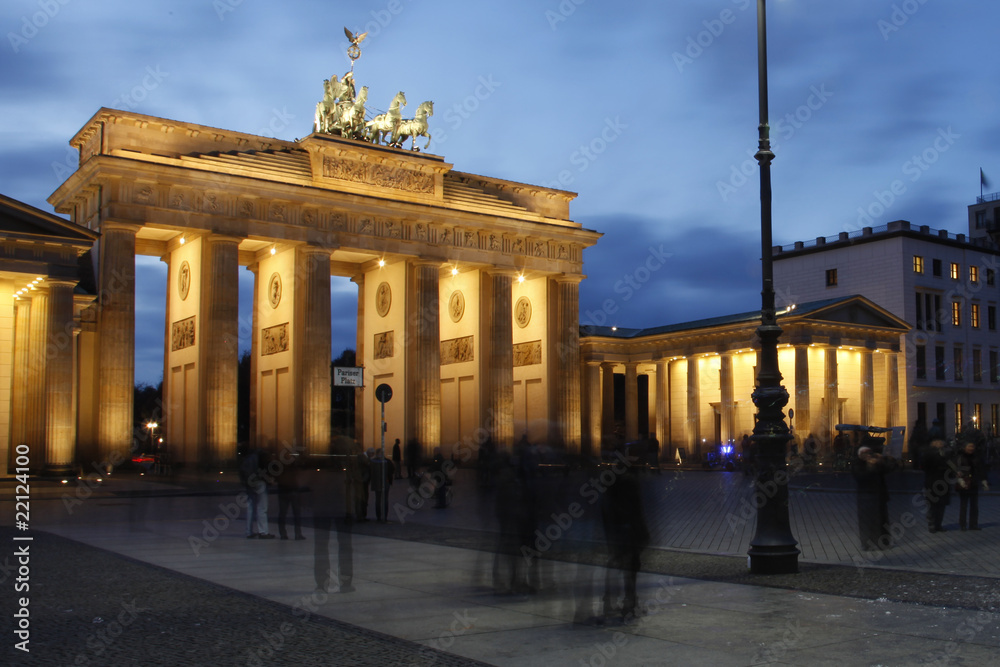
[
  {"left": 796, "top": 297, "right": 908, "bottom": 330},
  {"left": 0, "top": 193, "right": 96, "bottom": 245}
]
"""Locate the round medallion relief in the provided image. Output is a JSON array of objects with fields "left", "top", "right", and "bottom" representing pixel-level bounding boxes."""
[
  {"left": 177, "top": 261, "right": 191, "bottom": 301},
  {"left": 267, "top": 272, "right": 282, "bottom": 309},
  {"left": 448, "top": 290, "right": 465, "bottom": 323},
  {"left": 514, "top": 296, "right": 532, "bottom": 328},
  {"left": 375, "top": 282, "right": 392, "bottom": 317}
]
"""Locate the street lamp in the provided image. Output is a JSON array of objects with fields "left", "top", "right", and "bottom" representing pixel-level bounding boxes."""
[
  {"left": 145, "top": 421, "right": 158, "bottom": 448},
  {"left": 747, "top": 0, "right": 800, "bottom": 575}
]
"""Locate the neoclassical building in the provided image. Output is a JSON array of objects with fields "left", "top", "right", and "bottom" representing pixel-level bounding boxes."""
[
  {"left": 579, "top": 296, "right": 909, "bottom": 461},
  {"left": 21, "top": 107, "right": 600, "bottom": 469}
]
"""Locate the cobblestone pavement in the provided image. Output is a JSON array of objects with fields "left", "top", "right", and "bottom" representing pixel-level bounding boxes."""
[{"left": 4, "top": 467, "right": 1000, "bottom": 665}]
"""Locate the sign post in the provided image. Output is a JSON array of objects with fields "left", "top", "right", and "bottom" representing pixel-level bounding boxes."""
[{"left": 373, "top": 383, "right": 393, "bottom": 521}]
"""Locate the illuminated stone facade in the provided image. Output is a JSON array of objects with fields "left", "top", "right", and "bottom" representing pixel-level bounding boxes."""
[
  {"left": 43, "top": 108, "right": 600, "bottom": 466},
  {"left": 580, "top": 296, "right": 909, "bottom": 461}
]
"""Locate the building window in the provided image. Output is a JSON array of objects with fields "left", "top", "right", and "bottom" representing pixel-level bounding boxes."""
[
  {"left": 935, "top": 346, "right": 946, "bottom": 381},
  {"left": 915, "top": 293, "right": 923, "bottom": 330},
  {"left": 976, "top": 210, "right": 988, "bottom": 228},
  {"left": 972, "top": 303, "right": 981, "bottom": 328},
  {"left": 954, "top": 347, "right": 964, "bottom": 382},
  {"left": 913, "top": 255, "right": 924, "bottom": 273},
  {"left": 970, "top": 265, "right": 980, "bottom": 283},
  {"left": 993, "top": 405, "right": 999, "bottom": 436},
  {"left": 973, "top": 348, "right": 982, "bottom": 382},
  {"left": 825, "top": 269, "right": 837, "bottom": 286},
  {"left": 936, "top": 403, "right": 947, "bottom": 429},
  {"left": 974, "top": 403, "right": 983, "bottom": 428},
  {"left": 950, "top": 262, "right": 960, "bottom": 280},
  {"left": 918, "top": 292, "right": 942, "bottom": 331},
  {"left": 989, "top": 305, "right": 996, "bottom": 331},
  {"left": 916, "top": 345, "right": 926, "bottom": 379},
  {"left": 988, "top": 268, "right": 995, "bottom": 286},
  {"left": 932, "top": 259, "right": 942, "bottom": 277},
  {"left": 955, "top": 403, "right": 964, "bottom": 431},
  {"left": 992, "top": 350, "right": 999, "bottom": 383},
  {"left": 952, "top": 301, "right": 961, "bottom": 327}
]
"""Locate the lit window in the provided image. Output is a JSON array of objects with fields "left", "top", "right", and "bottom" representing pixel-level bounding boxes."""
[
  {"left": 913, "top": 255, "right": 924, "bottom": 273},
  {"left": 950, "top": 262, "right": 960, "bottom": 280},
  {"left": 972, "top": 303, "right": 981, "bottom": 328},
  {"left": 970, "top": 266, "right": 979, "bottom": 283},
  {"left": 952, "top": 301, "right": 961, "bottom": 327},
  {"left": 825, "top": 268, "right": 837, "bottom": 287},
  {"left": 955, "top": 403, "right": 964, "bottom": 429}
]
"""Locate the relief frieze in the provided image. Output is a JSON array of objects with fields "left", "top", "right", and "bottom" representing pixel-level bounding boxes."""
[
  {"left": 171, "top": 316, "right": 195, "bottom": 351},
  {"left": 322, "top": 156, "right": 434, "bottom": 194},
  {"left": 374, "top": 331, "right": 394, "bottom": 359},
  {"left": 513, "top": 341, "right": 542, "bottom": 367},
  {"left": 441, "top": 335, "right": 474, "bottom": 365},
  {"left": 261, "top": 323, "right": 289, "bottom": 356}
]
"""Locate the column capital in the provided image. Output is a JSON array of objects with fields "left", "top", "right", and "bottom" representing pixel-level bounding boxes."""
[
  {"left": 100, "top": 220, "right": 142, "bottom": 234},
  {"left": 551, "top": 273, "right": 584, "bottom": 285}
]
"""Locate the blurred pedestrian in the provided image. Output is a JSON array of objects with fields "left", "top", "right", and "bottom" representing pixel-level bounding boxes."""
[
  {"left": 955, "top": 437, "right": 989, "bottom": 531},
  {"left": 601, "top": 451, "right": 649, "bottom": 621},
  {"left": 239, "top": 443, "right": 274, "bottom": 539},
  {"left": 853, "top": 444, "right": 897, "bottom": 550},
  {"left": 370, "top": 448, "right": 393, "bottom": 522},
  {"left": 277, "top": 446, "right": 305, "bottom": 540},
  {"left": 922, "top": 419, "right": 951, "bottom": 533},
  {"left": 391, "top": 438, "right": 402, "bottom": 479},
  {"left": 406, "top": 437, "right": 422, "bottom": 481}
]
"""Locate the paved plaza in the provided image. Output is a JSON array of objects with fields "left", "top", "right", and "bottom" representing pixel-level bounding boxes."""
[{"left": 5, "top": 466, "right": 1000, "bottom": 665}]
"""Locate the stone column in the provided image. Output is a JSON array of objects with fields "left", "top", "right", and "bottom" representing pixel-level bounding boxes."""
[
  {"left": 298, "top": 246, "right": 332, "bottom": 455},
  {"left": 247, "top": 264, "right": 259, "bottom": 448},
  {"left": 720, "top": 352, "right": 735, "bottom": 446},
  {"left": 412, "top": 261, "right": 441, "bottom": 453},
  {"left": 201, "top": 235, "right": 239, "bottom": 464},
  {"left": 655, "top": 359, "right": 669, "bottom": 460},
  {"left": 687, "top": 356, "right": 701, "bottom": 459},
  {"left": 26, "top": 293, "right": 49, "bottom": 458},
  {"left": 551, "top": 276, "right": 582, "bottom": 452},
  {"left": 794, "top": 346, "right": 811, "bottom": 437},
  {"left": 45, "top": 279, "right": 78, "bottom": 472},
  {"left": 886, "top": 351, "right": 900, "bottom": 428},
  {"left": 486, "top": 270, "right": 514, "bottom": 450},
  {"left": 96, "top": 222, "right": 138, "bottom": 464},
  {"left": 860, "top": 349, "right": 875, "bottom": 427},
  {"left": 824, "top": 347, "right": 839, "bottom": 443},
  {"left": 601, "top": 362, "right": 615, "bottom": 446},
  {"left": 582, "top": 361, "right": 601, "bottom": 455},
  {"left": 624, "top": 361, "right": 639, "bottom": 442},
  {"left": 10, "top": 300, "right": 31, "bottom": 454}
]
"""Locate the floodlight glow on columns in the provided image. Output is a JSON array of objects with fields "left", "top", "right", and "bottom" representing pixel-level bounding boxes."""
[
  {"left": 270, "top": 246, "right": 276, "bottom": 256},
  {"left": 179, "top": 237, "right": 185, "bottom": 245},
  {"left": 378, "top": 258, "right": 385, "bottom": 268},
  {"left": 517, "top": 274, "right": 525, "bottom": 283},
  {"left": 451, "top": 267, "right": 459, "bottom": 276}
]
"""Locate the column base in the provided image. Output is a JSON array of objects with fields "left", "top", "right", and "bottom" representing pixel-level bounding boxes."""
[{"left": 748, "top": 546, "right": 800, "bottom": 574}]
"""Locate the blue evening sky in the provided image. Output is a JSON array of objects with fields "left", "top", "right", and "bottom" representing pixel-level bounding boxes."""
[{"left": 2, "top": 0, "right": 998, "bottom": 384}]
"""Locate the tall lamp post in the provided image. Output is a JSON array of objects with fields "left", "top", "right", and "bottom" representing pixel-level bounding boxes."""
[{"left": 748, "top": 0, "right": 800, "bottom": 575}]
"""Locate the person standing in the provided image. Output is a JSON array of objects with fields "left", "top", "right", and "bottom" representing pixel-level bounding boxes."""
[
  {"left": 601, "top": 450, "right": 649, "bottom": 621},
  {"left": 853, "top": 445, "right": 897, "bottom": 550},
  {"left": 277, "top": 446, "right": 305, "bottom": 540},
  {"left": 370, "top": 448, "right": 393, "bottom": 522},
  {"left": 955, "top": 440, "right": 989, "bottom": 531},
  {"left": 922, "top": 420, "right": 952, "bottom": 533},
  {"left": 391, "top": 438, "right": 402, "bottom": 480},
  {"left": 240, "top": 444, "right": 274, "bottom": 539}
]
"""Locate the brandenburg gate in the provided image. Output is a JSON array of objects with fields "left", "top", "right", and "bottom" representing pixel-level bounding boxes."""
[{"left": 48, "top": 106, "right": 601, "bottom": 466}]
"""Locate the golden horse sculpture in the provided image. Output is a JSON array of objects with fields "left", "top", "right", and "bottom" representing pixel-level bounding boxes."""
[
  {"left": 364, "top": 91, "right": 406, "bottom": 145},
  {"left": 391, "top": 101, "right": 433, "bottom": 151}
]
